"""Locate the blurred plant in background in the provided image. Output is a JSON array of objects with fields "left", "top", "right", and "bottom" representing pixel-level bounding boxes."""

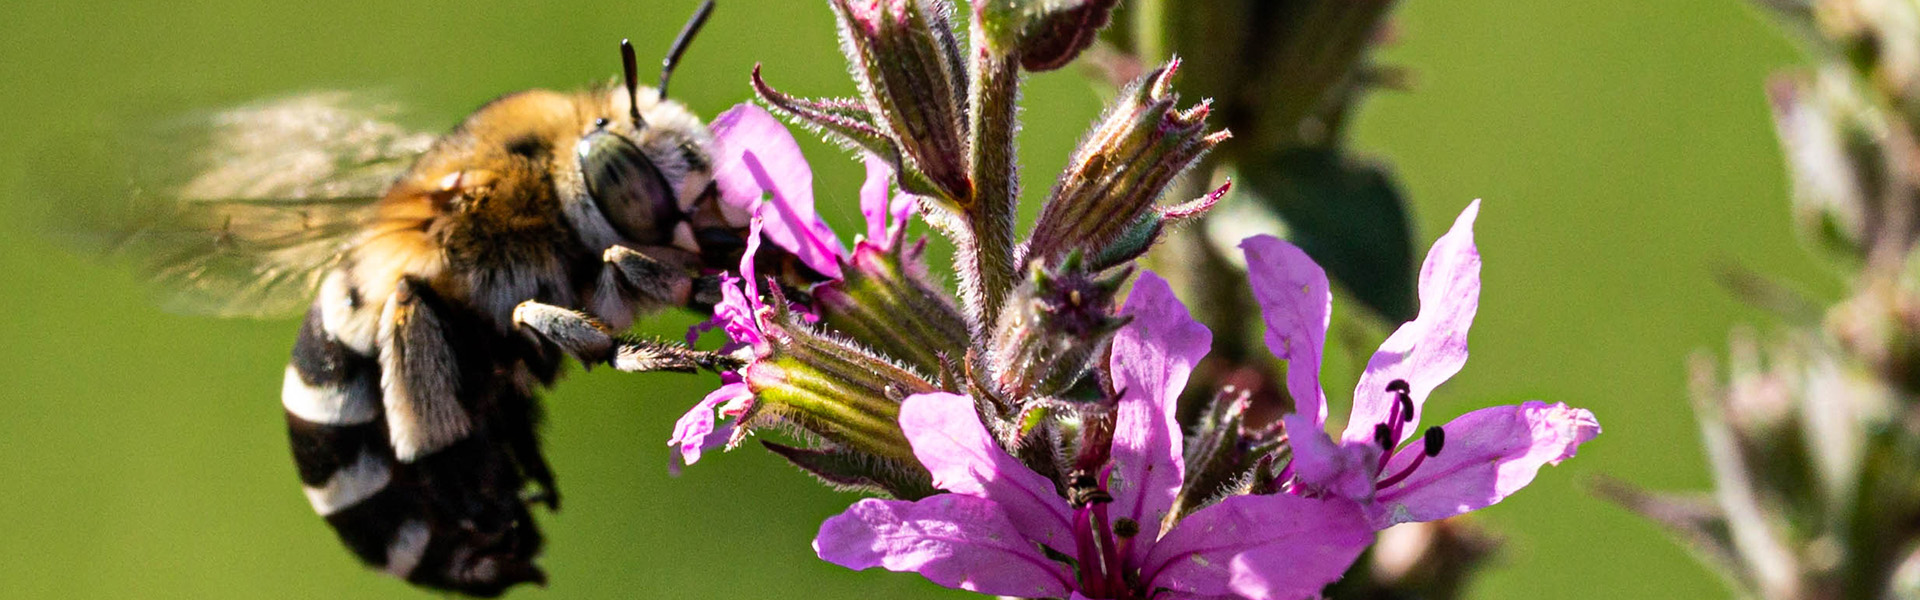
[{"left": 1600, "top": 1, "right": 1920, "bottom": 598}]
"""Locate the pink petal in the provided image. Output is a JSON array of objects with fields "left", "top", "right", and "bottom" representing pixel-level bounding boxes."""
[
  {"left": 815, "top": 496, "right": 1075, "bottom": 598},
  {"left": 888, "top": 194, "right": 914, "bottom": 242},
  {"left": 1108, "top": 272, "right": 1211, "bottom": 565},
  {"left": 668, "top": 381, "right": 754, "bottom": 469},
  {"left": 859, "top": 153, "right": 894, "bottom": 246},
  {"left": 1242, "top": 235, "right": 1333, "bottom": 424},
  {"left": 1282, "top": 413, "right": 1378, "bottom": 503},
  {"left": 1345, "top": 201, "right": 1483, "bottom": 447},
  {"left": 1370, "top": 400, "right": 1600, "bottom": 528},
  {"left": 708, "top": 103, "right": 800, "bottom": 220},
  {"left": 1142, "top": 494, "right": 1373, "bottom": 600},
  {"left": 741, "top": 151, "right": 845, "bottom": 279},
  {"left": 696, "top": 218, "right": 768, "bottom": 351},
  {"left": 709, "top": 103, "right": 846, "bottom": 279},
  {"left": 899, "top": 393, "right": 1075, "bottom": 551}
]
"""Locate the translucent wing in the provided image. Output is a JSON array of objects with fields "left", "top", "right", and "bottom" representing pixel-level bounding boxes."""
[{"left": 64, "top": 92, "right": 437, "bottom": 319}]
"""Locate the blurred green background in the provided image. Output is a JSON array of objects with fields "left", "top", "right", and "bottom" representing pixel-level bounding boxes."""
[{"left": 0, "top": 0, "right": 1832, "bottom": 598}]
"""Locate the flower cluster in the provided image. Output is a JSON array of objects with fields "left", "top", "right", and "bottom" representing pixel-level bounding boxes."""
[{"left": 529, "top": 1, "right": 1601, "bottom": 597}]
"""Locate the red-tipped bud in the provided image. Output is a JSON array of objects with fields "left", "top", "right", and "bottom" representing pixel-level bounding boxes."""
[
  {"left": 1028, "top": 61, "right": 1228, "bottom": 268},
  {"left": 827, "top": 0, "right": 973, "bottom": 205}
]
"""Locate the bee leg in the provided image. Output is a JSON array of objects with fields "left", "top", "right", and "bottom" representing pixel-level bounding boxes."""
[
  {"left": 498, "top": 387, "right": 561, "bottom": 511},
  {"left": 379, "top": 279, "right": 475, "bottom": 462},
  {"left": 512, "top": 300, "right": 740, "bottom": 373},
  {"left": 512, "top": 302, "right": 615, "bottom": 366},
  {"left": 607, "top": 335, "right": 743, "bottom": 373},
  {"left": 603, "top": 245, "right": 693, "bottom": 307},
  {"left": 687, "top": 274, "right": 725, "bottom": 310}
]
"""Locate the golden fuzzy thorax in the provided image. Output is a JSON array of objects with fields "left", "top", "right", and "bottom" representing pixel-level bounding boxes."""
[{"left": 340, "top": 85, "right": 714, "bottom": 337}]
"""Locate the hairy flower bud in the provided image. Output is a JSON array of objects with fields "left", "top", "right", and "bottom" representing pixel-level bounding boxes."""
[
  {"left": 970, "top": 0, "right": 1118, "bottom": 71},
  {"left": 741, "top": 292, "right": 940, "bottom": 463},
  {"left": 985, "top": 253, "right": 1133, "bottom": 400},
  {"left": 813, "top": 239, "right": 972, "bottom": 377},
  {"left": 1027, "top": 60, "right": 1229, "bottom": 267},
  {"left": 1168, "top": 381, "right": 1287, "bottom": 519},
  {"left": 824, "top": 0, "right": 973, "bottom": 204}
]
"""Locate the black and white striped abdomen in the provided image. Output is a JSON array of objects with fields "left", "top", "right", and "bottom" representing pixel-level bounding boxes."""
[{"left": 282, "top": 269, "right": 553, "bottom": 597}]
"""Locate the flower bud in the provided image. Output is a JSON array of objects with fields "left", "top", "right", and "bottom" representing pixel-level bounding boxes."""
[
  {"left": 740, "top": 291, "right": 940, "bottom": 463},
  {"left": 1167, "top": 381, "right": 1287, "bottom": 519},
  {"left": 813, "top": 238, "right": 972, "bottom": 377},
  {"left": 1027, "top": 61, "right": 1229, "bottom": 267},
  {"left": 823, "top": 0, "right": 973, "bottom": 204},
  {"left": 1086, "top": 180, "right": 1229, "bottom": 271},
  {"left": 984, "top": 253, "right": 1133, "bottom": 400},
  {"left": 970, "top": 0, "right": 1119, "bottom": 71}
]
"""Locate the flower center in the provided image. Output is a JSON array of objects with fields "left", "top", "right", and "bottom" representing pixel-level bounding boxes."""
[
  {"left": 1371, "top": 379, "right": 1446, "bottom": 490},
  {"left": 1067, "top": 470, "right": 1137, "bottom": 599}
]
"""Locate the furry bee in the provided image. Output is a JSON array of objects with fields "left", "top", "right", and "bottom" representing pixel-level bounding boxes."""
[{"left": 85, "top": 2, "right": 760, "bottom": 595}]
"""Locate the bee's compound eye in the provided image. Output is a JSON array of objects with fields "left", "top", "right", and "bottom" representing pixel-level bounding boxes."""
[{"left": 578, "top": 130, "right": 680, "bottom": 245}]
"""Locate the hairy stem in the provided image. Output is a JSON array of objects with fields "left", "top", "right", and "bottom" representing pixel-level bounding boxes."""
[{"left": 962, "top": 31, "right": 1022, "bottom": 330}]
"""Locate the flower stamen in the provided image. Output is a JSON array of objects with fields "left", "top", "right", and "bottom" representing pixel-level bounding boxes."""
[{"left": 1375, "top": 426, "right": 1446, "bottom": 489}]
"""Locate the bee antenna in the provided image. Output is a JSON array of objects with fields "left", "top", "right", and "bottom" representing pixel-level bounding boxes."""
[
  {"left": 658, "top": 0, "right": 716, "bottom": 100},
  {"left": 621, "top": 38, "right": 646, "bottom": 129}
]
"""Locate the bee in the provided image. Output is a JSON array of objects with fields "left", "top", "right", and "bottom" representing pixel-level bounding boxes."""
[{"left": 80, "top": 2, "right": 766, "bottom": 595}]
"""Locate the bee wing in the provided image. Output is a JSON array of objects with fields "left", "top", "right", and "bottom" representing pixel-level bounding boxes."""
[{"left": 63, "top": 92, "right": 438, "bottom": 319}]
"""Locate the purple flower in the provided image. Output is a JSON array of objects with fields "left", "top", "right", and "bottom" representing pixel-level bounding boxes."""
[
  {"left": 707, "top": 102, "right": 915, "bottom": 275},
  {"left": 1246, "top": 201, "right": 1602, "bottom": 529},
  {"left": 814, "top": 274, "right": 1373, "bottom": 599},
  {"left": 671, "top": 103, "right": 916, "bottom": 469}
]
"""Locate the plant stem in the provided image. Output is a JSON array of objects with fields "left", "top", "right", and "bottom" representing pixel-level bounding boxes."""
[{"left": 962, "top": 31, "right": 1022, "bottom": 330}]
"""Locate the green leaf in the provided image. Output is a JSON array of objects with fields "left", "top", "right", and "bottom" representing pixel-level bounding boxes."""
[{"left": 1237, "top": 147, "right": 1416, "bottom": 322}]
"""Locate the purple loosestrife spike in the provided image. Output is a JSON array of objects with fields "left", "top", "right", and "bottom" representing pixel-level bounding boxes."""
[
  {"left": 1251, "top": 201, "right": 1601, "bottom": 529},
  {"left": 1028, "top": 60, "right": 1229, "bottom": 268},
  {"left": 826, "top": 0, "right": 973, "bottom": 205},
  {"left": 749, "top": 65, "right": 951, "bottom": 202},
  {"left": 814, "top": 274, "right": 1373, "bottom": 599}
]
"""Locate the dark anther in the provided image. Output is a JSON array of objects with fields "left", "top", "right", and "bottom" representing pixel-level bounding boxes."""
[
  {"left": 1373, "top": 423, "right": 1395, "bottom": 452},
  {"left": 1423, "top": 426, "right": 1446, "bottom": 457},
  {"left": 1385, "top": 379, "right": 1411, "bottom": 394},
  {"left": 1112, "top": 518, "right": 1140, "bottom": 539},
  {"left": 1397, "top": 392, "right": 1415, "bottom": 422}
]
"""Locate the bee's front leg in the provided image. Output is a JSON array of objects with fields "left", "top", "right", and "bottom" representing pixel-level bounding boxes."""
[
  {"left": 512, "top": 301, "right": 741, "bottom": 374},
  {"left": 577, "top": 243, "right": 702, "bottom": 333},
  {"left": 604, "top": 246, "right": 692, "bottom": 301}
]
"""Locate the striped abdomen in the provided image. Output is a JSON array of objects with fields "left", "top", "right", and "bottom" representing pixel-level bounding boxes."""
[{"left": 282, "top": 270, "right": 558, "bottom": 597}]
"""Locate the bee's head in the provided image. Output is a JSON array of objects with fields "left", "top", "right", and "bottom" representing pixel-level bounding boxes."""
[
  {"left": 576, "top": 118, "right": 685, "bottom": 247},
  {"left": 563, "top": 8, "right": 721, "bottom": 254}
]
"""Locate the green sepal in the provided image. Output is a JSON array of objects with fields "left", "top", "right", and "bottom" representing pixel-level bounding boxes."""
[{"left": 762, "top": 441, "right": 940, "bottom": 500}]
